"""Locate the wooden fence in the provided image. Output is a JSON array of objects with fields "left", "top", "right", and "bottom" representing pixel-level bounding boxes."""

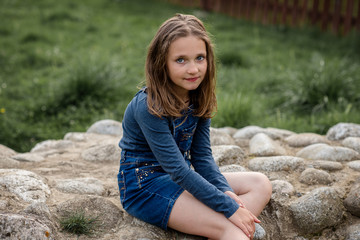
[{"left": 165, "top": 0, "right": 360, "bottom": 35}]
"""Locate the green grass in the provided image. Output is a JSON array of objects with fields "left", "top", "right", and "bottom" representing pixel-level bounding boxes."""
[
  {"left": 60, "top": 211, "right": 100, "bottom": 236},
  {"left": 0, "top": 0, "right": 359, "bottom": 152}
]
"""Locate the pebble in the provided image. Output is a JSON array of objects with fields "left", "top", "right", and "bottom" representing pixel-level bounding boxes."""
[
  {"left": 348, "top": 160, "right": 360, "bottom": 171},
  {"left": 248, "top": 156, "right": 305, "bottom": 172},
  {"left": 249, "top": 133, "right": 287, "bottom": 156},
  {"left": 310, "top": 160, "right": 343, "bottom": 171},
  {"left": 296, "top": 143, "right": 359, "bottom": 162},
  {"left": 299, "top": 168, "right": 332, "bottom": 185},
  {"left": 342, "top": 137, "right": 360, "bottom": 153},
  {"left": 285, "top": 133, "right": 329, "bottom": 147},
  {"left": 271, "top": 180, "right": 295, "bottom": 196}
]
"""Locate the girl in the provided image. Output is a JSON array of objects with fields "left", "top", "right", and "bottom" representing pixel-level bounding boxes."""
[{"left": 118, "top": 14, "right": 272, "bottom": 240}]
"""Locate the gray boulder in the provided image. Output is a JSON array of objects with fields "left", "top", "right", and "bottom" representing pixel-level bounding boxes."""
[
  {"left": 248, "top": 156, "right": 305, "bottom": 172},
  {"left": 86, "top": 119, "right": 123, "bottom": 136},
  {"left": 326, "top": 122, "right": 360, "bottom": 141},
  {"left": 81, "top": 144, "right": 121, "bottom": 162},
  {"left": 211, "top": 145, "right": 245, "bottom": 166}
]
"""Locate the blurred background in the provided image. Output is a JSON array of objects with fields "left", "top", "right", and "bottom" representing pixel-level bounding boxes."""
[{"left": 0, "top": 0, "right": 359, "bottom": 152}]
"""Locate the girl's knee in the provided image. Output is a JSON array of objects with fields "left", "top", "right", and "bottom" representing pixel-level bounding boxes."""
[{"left": 253, "top": 172, "right": 272, "bottom": 199}]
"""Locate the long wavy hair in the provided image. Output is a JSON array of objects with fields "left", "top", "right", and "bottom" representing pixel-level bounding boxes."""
[{"left": 145, "top": 13, "right": 217, "bottom": 118}]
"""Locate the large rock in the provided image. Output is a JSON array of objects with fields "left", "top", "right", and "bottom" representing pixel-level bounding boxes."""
[
  {"left": 0, "top": 144, "right": 17, "bottom": 157},
  {"left": 299, "top": 168, "right": 332, "bottom": 185},
  {"left": 31, "top": 139, "right": 74, "bottom": 152},
  {"left": 211, "top": 145, "right": 245, "bottom": 166},
  {"left": 344, "top": 180, "right": 360, "bottom": 217},
  {"left": 0, "top": 169, "right": 51, "bottom": 203},
  {"left": 285, "top": 133, "right": 329, "bottom": 147},
  {"left": 289, "top": 187, "right": 344, "bottom": 233},
  {"left": 86, "top": 119, "right": 123, "bottom": 136},
  {"left": 210, "top": 127, "right": 235, "bottom": 146},
  {"left": 81, "top": 144, "right": 121, "bottom": 162},
  {"left": 342, "top": 137, "right": 360, "bottom": 153},
  {"left": 0, "top": 157, "right": 20, "bottom": 168},
  {"left": 55, "top": 177, "right": 104, "bottom": 195},
  {"left": 326, "top": 122, "right": 360, "bottom": 141},
  {"left": 296, "top": 143, "right": 359, "bottom": 162},
  {"left": 0, "top": 213, "right": 54, "bottom": 240},
  {"left": 248, "top": 156, "right": 305, "bottom": 172},
  {"left": 11, "top": 152, "right": 45, "bottom": 162},
  {"left": 249, "top": 133, "right": 286, "bottom": 156}
]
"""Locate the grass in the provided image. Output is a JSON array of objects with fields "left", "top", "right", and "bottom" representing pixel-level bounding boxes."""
[
  {"left": 60, "top": 211, "right": 100, "bottom": 236},
  {"left": 0, "top": 0, "right": 359, "bottom": 152}
]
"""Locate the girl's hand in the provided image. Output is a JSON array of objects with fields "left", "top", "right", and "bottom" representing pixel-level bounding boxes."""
[{"left": 225, "top": 191, "right": 261, "bottom": 239}]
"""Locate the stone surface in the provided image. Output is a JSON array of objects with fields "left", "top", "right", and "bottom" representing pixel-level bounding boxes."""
[
  {"left": 219, "top": 164, "right": 247, "bottom": 173},
  {"left": 248, "top": 156, "right": 305, "bottom": 172},
  {"left": 0, "top": 213, "right": 54, "bottom": 240},
  {"left": 296, "top": 143, "right": 359, "bottom": 162},
  {"left": 0, "top": 169, "right": 50, "bottom": 203},
  {"left": 299, "top": 168, "right": 332, "bottom": 185},
  {"left": 344, "top": 181, "right": 360, "bottom": 217},
  {"left": 86, "top": 119, "right": 123, "bottom": 136},
  {"left": 311, "top": 160, "right": 343, "bottom": 171},
  {"left": 249, "top": 133, "right": 287, "bottom": 156},
  {"left": 81, "top": 144, "right": 121, "bottom": 162},
  {"left": 31, "top": 139, "right": 74, "bottom": 152},
  {"left": 211, "top": 145, "right": 245, "bottom": 166},
  {"left": 289, "top": 187, "right": 344, "bottom": 233},
  {"left": 11, "top": 152, "right": 45, "bottom": 162},
  {"left": 0, "top": 144, "right": 17, "bottom": 157},
  {"left": 210, "top": 127, "right": 236, "bottom": 146},
  {"left": 326, "top": 122, "right": 360, "bottom": 141},
  {"left": 55, "top": 177, "right": 104, "bottom": 195},
  {"left": 0, "top": 156, "right": 20, "bottom": 168},
  {"left": 342, "top": 137, "right": 360, "bottom": 153},
  {"left": 285, "top": 133, "right": 329, "bottom": 147},
  {"left": 348, "top": 160, "right": 360, "bottom": 171},
  {"left": 346, "top": 224, "right": 360, "bottom": 240},
  {"left": 271, "top": 180, "right": 295, "bottom": 197}
]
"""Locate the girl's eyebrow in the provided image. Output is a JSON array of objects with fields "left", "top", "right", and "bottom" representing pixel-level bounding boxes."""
[{"left": 173, "top": 52, "right": 207, "bottom": 59}]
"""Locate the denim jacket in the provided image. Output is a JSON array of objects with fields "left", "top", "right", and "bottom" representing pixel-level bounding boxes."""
[{"left": 119, "top": 89, "right": 239, "bottom": 218}]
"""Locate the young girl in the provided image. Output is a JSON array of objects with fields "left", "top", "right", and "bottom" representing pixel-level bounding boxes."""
[{"left": 118, "top": 14, "right": 272, "bottom": 240}]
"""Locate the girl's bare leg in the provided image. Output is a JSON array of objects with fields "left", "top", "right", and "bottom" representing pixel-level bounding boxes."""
[{"left": 168, "top": 172, "right": 272, "bottom": 240}]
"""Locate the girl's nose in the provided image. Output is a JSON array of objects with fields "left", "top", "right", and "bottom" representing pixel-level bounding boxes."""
[{"left": 187, "top": 62, "right": 199, "bottom": 74}]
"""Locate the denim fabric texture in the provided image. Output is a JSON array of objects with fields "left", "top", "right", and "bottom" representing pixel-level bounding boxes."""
[{"left": 118, "top": 89, "right": 240, "bottom": 229}]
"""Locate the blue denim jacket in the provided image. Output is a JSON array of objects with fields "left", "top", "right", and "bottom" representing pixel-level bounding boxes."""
[{"left": 119, "top": 89, "right": 239, "bottom": 218}]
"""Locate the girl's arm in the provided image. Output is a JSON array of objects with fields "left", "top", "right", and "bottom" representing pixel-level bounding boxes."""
[
  {"left": 190, "top": 118, "right": 234, "bottom": 193},
  {"left": 133, "top": 95, "right": 239, "bottom": 219}
]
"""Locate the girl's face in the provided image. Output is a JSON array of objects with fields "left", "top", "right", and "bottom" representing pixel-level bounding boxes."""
[{"left": 166, "top": 35, "right": 207, "bottom": 99}]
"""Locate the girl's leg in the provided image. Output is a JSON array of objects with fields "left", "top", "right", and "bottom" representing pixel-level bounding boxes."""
[
  {"left": 223, "top": 172, "right": 272, "bottom": 216},
  {"left": 168, "top": 190, "right": 250, "bottom": 240}
]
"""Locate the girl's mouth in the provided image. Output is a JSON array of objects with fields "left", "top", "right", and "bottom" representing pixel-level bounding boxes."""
[{"left": 185, "top": 77, "right": 199, "bottom": 82}]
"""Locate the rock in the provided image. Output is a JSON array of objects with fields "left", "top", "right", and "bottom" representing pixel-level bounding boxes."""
[
  {"left": 265, "top": 127, "right": 295, "bottom": 139},
  {"left": 285, "top": 133, "right": 329, "bottom": 147},
  {"left": 211, "top": 145, "right": 245, "bottom": 166},
  {"left": 219, "top": 164, "right": 247, "bottom": 173},
  {"left": 216, "top": 126, "right": 238, "bottom": 136},
  {"left": 81, "top": 144, "right": 121, "bottom": 162},
  {"left": 254, "top": 223, "right": 266, "bottom": 239},
  {"left": 24, "top": 202, "right": 51, "bottom": 219},
  {"left": 289, "top": 187, "right": 344, "bottom": 233},
  {"left": 346, "top": 224, "right": 360, "bottom": 240},
  {"left": 233, "top": 126, "right": 266, "bottom": 139},
  {"left": 249, "top": 133, "right": 286, "bottom": 156},
  {"left": 210, "top": 127, "right": 235, "bottom": 145},
  {"left": 271, "top": 180, "right": 295, "bottom": 196},
  {"left": 248, "top": 156, "right": 305, "bottom": 172},
  {"left": 326, "top": 122, "right": 360, "bottom": 141},
  {"left": 11, "top": 152, "right": 45, "bottom": 162},
  {"left": 348, "top": 160, "right": 360, "bottom": 171},
  {"left": 0, "top": 213, "right": 54, "bottom": 239},
  {"left": 0, "top": 144, "right": 17, "bottom": 157},
  {"left": 86, "top": 119, "right": 123, "bottom": 136},
  {"left": 299, "top": 168, "right": 332, "bottom": 185},
  {"left": 0, "top": 169, "right": 51, "bottom": 203},
  {"left": 0, "top": 156, "right": 20, "bottom": 168},
  {"left": 343, "top": 137, "right": 360, "bottom": 153},
  {"left": 55, "top": 177, "right": 104, "bottom": 195},
  {"left": 31, "top": 139, "right": 74, "bottom": 152},
  {"left": 296, "top": 143, "right": 359, "bottom": 162},
  {"left": 56, "top": 196, "right": 123, "bottom": 232},
  {"left": 344, "top": 181, "right": 360, "bottom": 217},
  {"left": 311, "top": 160, "right": 343, "bottom": 171}
]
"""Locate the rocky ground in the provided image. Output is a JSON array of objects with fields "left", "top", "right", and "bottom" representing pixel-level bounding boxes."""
[{"left": 1, "top": 120, "right": 360, "bottom": 240}]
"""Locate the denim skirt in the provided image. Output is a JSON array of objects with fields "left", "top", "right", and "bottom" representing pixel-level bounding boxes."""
[{"left": 118, "top": 150, "right": 187, "bottom": 230}]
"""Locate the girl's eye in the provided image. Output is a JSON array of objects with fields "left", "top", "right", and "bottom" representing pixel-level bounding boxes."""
[
  {"left": 196, "top": 56, "right": 205, "bottom": 61},
  {"left": 176, "top": 58, "right": 185, "bottom": 63}
]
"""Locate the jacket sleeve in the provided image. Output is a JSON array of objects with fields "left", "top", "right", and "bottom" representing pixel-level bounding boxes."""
[
  {"left": 190, "top": 118, "right": 234, "bottom": 193},
  {"left": 133, "top": 96, "right": 239, "bottom": 218}
]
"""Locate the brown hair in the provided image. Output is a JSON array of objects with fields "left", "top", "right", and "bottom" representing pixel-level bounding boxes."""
[{"left": 145, "top": 13, "right": 217, "bottom": 118}]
